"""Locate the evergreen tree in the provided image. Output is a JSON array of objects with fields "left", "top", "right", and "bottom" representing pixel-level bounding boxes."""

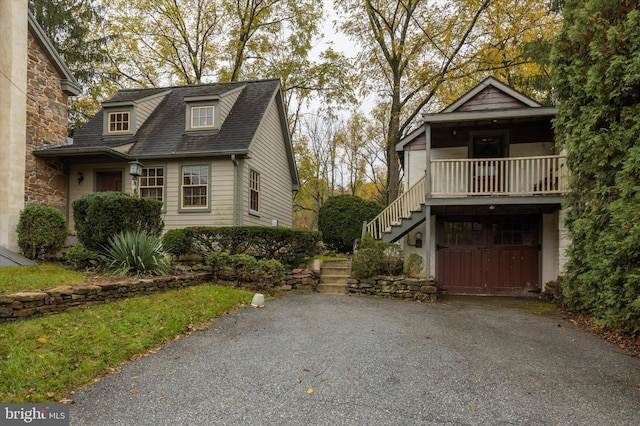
[
  {"left": 551, "top": 0, "right": 640, "bottom": 334},
  {"left": 29, "top": 0, "right": 113, "bottom": 134}
]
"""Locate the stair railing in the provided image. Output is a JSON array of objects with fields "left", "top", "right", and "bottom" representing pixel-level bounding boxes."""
[{"left": 365, "top": 177, "right": 425, "bottom": 240}]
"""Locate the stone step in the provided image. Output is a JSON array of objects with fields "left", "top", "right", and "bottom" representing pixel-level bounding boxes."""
[
  {"left": 320, "top": 266, "right": 351, "bottom": 276},
  {"left": 320, "top": 259, "right": 352, "bottom": 268},
  {"left": 320, "top": 274, "right": 350, "bottom": 285},
  {"left": 316, "top": 283, "right": 349, "bottom": 294},
  {"left": 316, "top": 259, "right": 352, "bottom": 294}
]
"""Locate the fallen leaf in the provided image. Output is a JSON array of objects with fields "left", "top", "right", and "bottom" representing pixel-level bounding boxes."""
[
  {"left": 37, "top": 337, "right": 47, "bottom": 343},
  {"left": 307, "top": 388, "right": 313, "bottom": 394},
  {"left": 158, "top": 395, "right": 166, "bottom": 401},
  {"left": 132, "top": 389, "right": 138, "bottom": 395},
  {"left": 47, "top": 392, "right": 55, "bottom": 398},
  {"left": 469, "top": 405, "right": 477, "bottom": 412}
]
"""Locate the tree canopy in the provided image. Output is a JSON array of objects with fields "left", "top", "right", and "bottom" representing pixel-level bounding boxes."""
[{"left": 335, "top": 0, "right": 561, "bottom": 204}]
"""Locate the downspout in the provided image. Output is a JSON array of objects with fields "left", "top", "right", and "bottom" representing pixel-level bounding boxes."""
[{"left": 231, "top": 154, "right": 242, "bottom": 226}]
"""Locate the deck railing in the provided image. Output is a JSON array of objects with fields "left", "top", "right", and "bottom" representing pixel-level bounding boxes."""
[
  {"left": 431, "top": 155, "right": 568, "bottom": 196},
  {"left": 366, "top": 177, "right": 425, "bottom": 240},
  {"left": 365, "top": 155, "right": 569, "bottom": 240}
]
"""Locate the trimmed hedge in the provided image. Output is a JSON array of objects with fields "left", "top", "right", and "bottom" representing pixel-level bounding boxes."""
[
  {"left": 162, "top": 226, "right": 321, "bottom": 268},
  {"left": 205, "top": 252, "right": 284, "bottom": 291},
  {"left": 72, "top": 192, "right": 163, "bottom": 252}
]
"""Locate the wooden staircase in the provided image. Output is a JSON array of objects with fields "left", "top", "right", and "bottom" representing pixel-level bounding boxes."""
[
  {"left": 316, "top": 259, "right": 352, "bottom": 294},
  {"left": 365, "top": 177, "right": 426, "bottom": 243}
]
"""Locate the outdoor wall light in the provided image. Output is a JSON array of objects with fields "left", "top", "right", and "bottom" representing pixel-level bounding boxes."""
[
  {"left": 128, "top": 159, "right": 144, "bottom": 197},
  {"left": 77, "top": 171, "right": 84, "bottom": 184},
  {"left": 415, "top": 232, "right": 423, "bottom": 248}
]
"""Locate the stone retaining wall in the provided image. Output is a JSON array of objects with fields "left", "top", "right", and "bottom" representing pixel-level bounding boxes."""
[
  {"left": 0, "top": 272, "right": 211, "bottom": 322},
  {"left": 348, "top": 277, "right": 439, "bottom": 301},
  {"left": 281, "top": 268, "right": 319, "bottom": 292},
  {"left": 0, "top": 268, "right": 321, "bottom": 322}
]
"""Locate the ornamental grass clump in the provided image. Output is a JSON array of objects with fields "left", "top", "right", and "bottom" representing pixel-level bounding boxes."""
[{"left": 104, "top": 230, "right": 170, "bottom": 275}]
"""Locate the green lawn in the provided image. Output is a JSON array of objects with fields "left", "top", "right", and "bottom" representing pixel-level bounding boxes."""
[
  {"left": 0, "top": 284, "right": 253, "bottom": 402},
  {"left": 0, "top": 263, "right": 88, "bottom": 295}
]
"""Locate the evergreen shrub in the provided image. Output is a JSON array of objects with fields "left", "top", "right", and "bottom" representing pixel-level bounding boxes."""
[
  {"left": 17, "top": 205, "right": 68, "bottom": 260},
  {"left": 65, "top": 245, "right": 103, "bottom": 270},
  {"left": 317, "top": 195, "right": 383, "bottom": 253},
  {"left": 351, "top": 233, "right": 403, "bottom": 278},
  {"left": 404, "top": 253, "right": 424, "bottom": 278},
  {"left": 73, "top": 192, "right": 163, "bottom": 252},
  {"left": 169, "top": 226, "right": 320, "bottom": 268},
  {"left": 551, "top": 0, "right": 640, "bottom": 334}
]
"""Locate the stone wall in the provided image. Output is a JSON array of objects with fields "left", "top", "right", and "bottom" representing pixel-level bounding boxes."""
[
  {"left": 0, "top": 267, "right": 320, "bottom": 322},
  {"left": 348, "top": 277, "right": 439, "bottom": 301},
  {"left": 25, "top": 29, "right": 69, "bottom": 213},
  {"left": 0, "top": 272, "right": 210, "bottom": 322},
  {"left": 281, "top": 268, "right": 319, "bottom": 292}
]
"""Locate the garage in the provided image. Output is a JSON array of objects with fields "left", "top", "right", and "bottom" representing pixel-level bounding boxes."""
[{"left": 436, "top": 215, "right": 540, "bottom": 295}]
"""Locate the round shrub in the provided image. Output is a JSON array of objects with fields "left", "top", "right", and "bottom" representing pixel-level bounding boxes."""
[
  {"left": 404, "top": 253, "right": 424, "bottom": 278},
  {"left": 65, "top": 245, "right": 103, "bottom": 270},
  {"left": 17, "top": 205, "right": 68, "bottom": 260},
  {"left": 318, "top": 195, "right": 383, "bottom": 253}
]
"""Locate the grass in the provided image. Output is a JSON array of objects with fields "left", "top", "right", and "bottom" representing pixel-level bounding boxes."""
[
  {"left": 0, "top": 263, "right": 88, "bottom": 295},
  {"left": 0, "top": 284, "right": 253, "bottom": 402}
]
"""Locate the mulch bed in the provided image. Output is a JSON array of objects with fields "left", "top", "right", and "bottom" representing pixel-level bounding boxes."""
[{"left": 559, "top": 307, "right": 640, "bottom": 358}]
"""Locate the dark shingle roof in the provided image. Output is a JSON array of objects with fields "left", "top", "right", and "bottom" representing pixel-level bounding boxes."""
[{"left": 61, "top": 79, "right": 282, "bottom": 158}]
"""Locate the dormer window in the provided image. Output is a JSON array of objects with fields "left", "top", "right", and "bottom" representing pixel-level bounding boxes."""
[
  {"left": 184, "top": 95, "right": 220, "bottom": 131},
  {"left": 108, "top": 111, "right": 130, "bottom": 133},
  {"left": 191, "top": 106, "right": 215, "bottom": 128}
]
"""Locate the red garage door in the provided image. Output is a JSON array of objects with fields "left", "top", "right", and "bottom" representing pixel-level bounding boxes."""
[{"left": 437, "top": 216, "right": 539, "bottom": 295}]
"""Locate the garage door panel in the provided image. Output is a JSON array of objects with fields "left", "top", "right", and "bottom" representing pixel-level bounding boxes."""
[{"left": 438, "top": 216, "right": 539, "bottom": 295}]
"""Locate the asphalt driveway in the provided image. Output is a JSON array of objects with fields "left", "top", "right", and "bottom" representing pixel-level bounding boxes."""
[{"left": 69, "top": 294, "right": 640, "bottom": 425}]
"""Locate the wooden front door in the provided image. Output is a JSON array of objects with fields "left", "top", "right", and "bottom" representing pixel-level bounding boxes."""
[
  {"left": 472, "top": 135, "right": 504, "bottom": 192},
  {"left": 437, "top": 216, "right": 539, "bottom": 295},
  {"left": 96, "top": 171, "right": 123, "bottom": 192}
]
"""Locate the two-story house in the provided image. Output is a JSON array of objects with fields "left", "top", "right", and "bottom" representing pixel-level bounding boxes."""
[
  {"left": 36, "top": 79, "right": 299, "bottom": 231},
  {"left": 367, "top": 77, "right": 570, "bottom": 295}
]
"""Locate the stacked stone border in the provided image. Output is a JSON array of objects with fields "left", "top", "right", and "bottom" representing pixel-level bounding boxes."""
[
  {"left": 0, "top": 268, "right": 321, "bottom": 322},
  {"left": 0, "top": 272, "right": 212, "bottom": 322},
  {"left": 347, "top": 277, "right": 439, "bottom": 301},
  {"left": 0, "top": 265, "right": 440, "bottom": 322}
]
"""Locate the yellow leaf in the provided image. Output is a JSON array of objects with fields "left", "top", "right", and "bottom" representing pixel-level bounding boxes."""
[
  {"left": 307, "top": 388, "right": 313, "bottom": 394},
  {"left": 37, "top": 337, "right": 47, "bottom": 343}
]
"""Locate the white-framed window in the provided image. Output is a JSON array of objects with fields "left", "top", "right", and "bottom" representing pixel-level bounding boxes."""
[
  {"left": 249, "top": 169, "right": 260, "bottom": 213},
  {"left": 190, "top": 106, "right": 215, "bottom": 128},
  {"left": 181, "top": 165, "right": 209, "bottom": 209},
  {"left": 140, "top": 167, "right": 164, "bottom": 203},
  {"left": 107, "top": 111, "right": 130, "bottom": 133}
]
